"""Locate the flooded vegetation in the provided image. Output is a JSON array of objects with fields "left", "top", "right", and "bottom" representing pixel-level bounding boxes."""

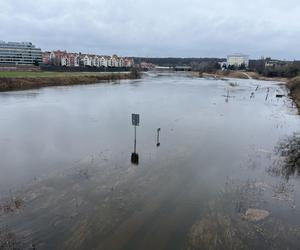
[
  {"left": 268, "top": 133, "right": 300, "bottom": 179},
  {"left": 0, "top": 73, "right": 299, "bottom": 249},
  {"left": 186, "top": 179, "right": 300, "bottom": 250}
]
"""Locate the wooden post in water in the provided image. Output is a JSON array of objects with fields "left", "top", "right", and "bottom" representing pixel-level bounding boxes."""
[{"left": 265, "top": 87, "right": 270, "bottom": 101}]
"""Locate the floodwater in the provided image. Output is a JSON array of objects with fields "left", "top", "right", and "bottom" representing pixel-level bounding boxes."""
[{"left": 0, "top": 73, "right": 300, "bottom": 249}]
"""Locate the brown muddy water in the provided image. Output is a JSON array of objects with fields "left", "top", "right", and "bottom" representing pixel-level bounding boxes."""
[{"left": 0, "top": 73, "right": 300, "bottom": 249}]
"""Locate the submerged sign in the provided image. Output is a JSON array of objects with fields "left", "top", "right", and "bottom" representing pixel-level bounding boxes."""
[
  {"left": 132, "top": 113, "right": 140, "bottom": 126},
  {"left": 131, "top": 113, "right": 140, "bottom": 165}
]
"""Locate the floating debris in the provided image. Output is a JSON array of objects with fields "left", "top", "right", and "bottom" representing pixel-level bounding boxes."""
[
  {"left": 229, "top": 82, "right": 238, "bottom": 87},
  {"left": 0, "top": 197, "right": 24, "bottom": 215},
  {"left": 243, "top": 208, "right": 270, "bottom": 221}
]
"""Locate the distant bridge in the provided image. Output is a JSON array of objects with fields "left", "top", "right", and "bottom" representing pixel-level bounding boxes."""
[
  {"left": 174, "top": 66, "right": 192, "bottom": 71},
  {"left": 154, "top": 66, "right": 192, "bottom": 72}
]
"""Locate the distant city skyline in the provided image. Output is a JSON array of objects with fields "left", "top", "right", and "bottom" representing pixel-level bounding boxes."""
[{"left": 1, "top": 0, "right": 300, "bottom": 60}]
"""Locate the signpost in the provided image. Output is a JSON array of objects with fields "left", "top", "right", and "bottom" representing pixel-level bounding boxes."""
[
  {"left": 132, "top": 113, "right": 140, "bottom": 126},
  {"left": 131, "top": 114, "right": 140, "bottom": 165}
]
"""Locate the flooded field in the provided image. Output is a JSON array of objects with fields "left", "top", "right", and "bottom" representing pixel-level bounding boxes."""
[{"left": 0, "top": 73, "right": 300, "bottom": 249}]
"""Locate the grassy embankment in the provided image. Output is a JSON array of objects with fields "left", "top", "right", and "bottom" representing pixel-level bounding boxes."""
[
  {"left": 200, "top": 70, "right": 253, "bottom": 79},
  {"left": 0, "top": 71, "right": 136, "bottom": 91},
  {"left": 287, "top": 76, "right": 300, "bottom": 112}
]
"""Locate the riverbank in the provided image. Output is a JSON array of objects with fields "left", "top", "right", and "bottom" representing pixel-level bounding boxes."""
[
  {"left": 198, "top": 70, "right": 288, "bottom": 82},
  {"left": 0, "top": 71, "right": 137, "bottom": 91},
  {"left": 215, "top": 71, "right": 300, "bottom": 113},
  {"left": 287, "top": 77, "right": 300, "bottom": 112}
]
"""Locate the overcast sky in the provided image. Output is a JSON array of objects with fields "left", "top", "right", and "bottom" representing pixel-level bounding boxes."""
[{"left": 0, "top": 0, "right": 299, "bottom": 59}]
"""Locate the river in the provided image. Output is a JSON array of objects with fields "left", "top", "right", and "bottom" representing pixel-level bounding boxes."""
[{"left": 0, "top": 73, "right": 300, "bottom": 249}]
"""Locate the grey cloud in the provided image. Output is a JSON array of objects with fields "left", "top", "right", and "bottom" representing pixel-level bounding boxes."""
[{"left": 0, "top": 0, "right": 299, "bottom": 59}]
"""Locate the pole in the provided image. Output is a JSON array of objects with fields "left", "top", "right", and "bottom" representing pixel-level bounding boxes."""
[
  {"left": 156, "top": 128, "right": 161, "bottom": 147},
  {"left": 134, "top": 125, "right": 137, "bottom": 153},
  {"left": 265, "top": 87, "right": 270, "bottom": 101}
]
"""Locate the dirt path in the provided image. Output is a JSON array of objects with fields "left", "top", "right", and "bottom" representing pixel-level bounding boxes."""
[{"left": 241, "top": 72, "right": 252, "bottom": 79}]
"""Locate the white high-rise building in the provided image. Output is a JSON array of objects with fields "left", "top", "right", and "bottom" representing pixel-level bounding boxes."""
[
  {"left": 227, "top": 53, "right": 249, "bottom": 68},
  {"left": 0, "top": 41, "right": 42, "bottom": 65}
]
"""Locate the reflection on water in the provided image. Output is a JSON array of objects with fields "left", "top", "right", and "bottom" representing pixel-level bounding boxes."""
[
  {"left": 131, "top": 152, "right": 139, "bottom": 165},
  {"left": 0, "top": 74, "right": 300, "bottom": 249}
]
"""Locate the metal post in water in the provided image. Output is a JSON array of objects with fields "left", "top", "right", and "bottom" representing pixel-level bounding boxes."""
[
  {"left": 131, "top": 113, "right": 140, "bottom": 165},
  {"left": 134, "top": 125, "right": 137, "bottom": 153},
  {"left": 156, "top": 128, "right": 161, "bottom": 147}
]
